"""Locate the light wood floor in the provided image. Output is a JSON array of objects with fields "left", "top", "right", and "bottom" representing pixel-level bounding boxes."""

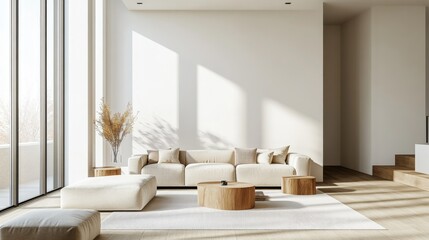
[{"left": 1, "top": 166, "right": 429, "bottom": 240}]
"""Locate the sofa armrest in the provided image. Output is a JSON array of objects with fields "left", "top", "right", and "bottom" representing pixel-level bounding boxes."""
[
  {"left": 128, "top": 154, "right": 148, "bottom": 174},
  {"left": 287, "top": 153, "right": 311, "bottom": 176}
]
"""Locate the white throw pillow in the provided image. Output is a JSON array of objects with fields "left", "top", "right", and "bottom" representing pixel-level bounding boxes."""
[
  {"left": 235, "top": 148, "right": 257, "bottom": 165},
  {"left": 158, "top": 148, "right": 180, "bottom": 164},
  {"left": 257, "top": 151, "right": 274, "bottom": 164}
]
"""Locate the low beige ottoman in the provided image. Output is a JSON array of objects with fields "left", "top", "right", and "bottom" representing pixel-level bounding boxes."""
[
  {"left": 0, "top": 209, "right": 100, "bottom": 240},
  {"left": 61, "top": 174, "right": 157, "bottom": 211}
]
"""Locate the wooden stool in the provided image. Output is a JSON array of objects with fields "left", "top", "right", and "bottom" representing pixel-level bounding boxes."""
[
  {"left": 281, "top": 176, "right": 316, "bottom": 195},
  {"left": 197, "top": 182, "right": 255, "bottom": 210},
  {"left": 93, "top": 166, "right": 121, "bottom": 177}
]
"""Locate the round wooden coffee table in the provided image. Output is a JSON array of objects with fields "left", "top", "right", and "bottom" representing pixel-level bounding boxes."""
[
  {"left": 93, "top": 166, "right": 121, "bottom": 177},
  {"left": 197, "top": 181, "right": 255, "bottom": 210}
]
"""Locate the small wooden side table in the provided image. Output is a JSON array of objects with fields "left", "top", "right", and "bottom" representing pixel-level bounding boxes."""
[
  {"left": 197, "top": 182, "right": 255, "bottom": 210},
  {"left": 281, "top": 176, "right": 316, "bottom": 195},
  {"left": 94, "top": 166, "right": 121, "bottom": 177}
]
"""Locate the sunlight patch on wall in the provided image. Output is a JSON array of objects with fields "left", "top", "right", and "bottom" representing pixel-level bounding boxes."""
[
  {"left": 262, "top": 99, "right": 322, "bottom": 159},
  {"left": 197, "top": 66, "right": 246, "bottom": 148},
  {"left": 132, "top": 32, "right": 179, "bottom": 153}
]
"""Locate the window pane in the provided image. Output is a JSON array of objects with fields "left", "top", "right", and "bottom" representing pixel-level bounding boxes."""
[
  {"left": 94, "top": 0, "right": 104, "bottom": 167},
  {"left": 0, "top": 0, "right": 11, "bottom": 210},
  {"left": 18, "top": 0, "right": 41, "bottom": 202},
  {"left": 47, "top": 0, "right": 56, "bottom": 192}
]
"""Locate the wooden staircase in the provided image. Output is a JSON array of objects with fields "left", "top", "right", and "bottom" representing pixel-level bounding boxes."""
[
  {"left": 373, "top": 155, "right": 429, "bottom": 191},
  {"left": 373, "top": 154, "right": 415, "bottom": 181}
]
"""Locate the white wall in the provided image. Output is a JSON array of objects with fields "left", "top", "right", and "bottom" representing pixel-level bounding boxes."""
[
  {"left": 341, "top": 6, "right": 426, "bottom": 175},
  {"left": 371, "top": 6, "right": 426, "bottom": 166},
  {"left": 106, "top": 0, "right": 324, "bottom": 180},
  {"left": 341, "top": 10, "right": 373, "bottom": 173},
  {"left": 323, "top": 25, "right": 341, "bottom": 166}
]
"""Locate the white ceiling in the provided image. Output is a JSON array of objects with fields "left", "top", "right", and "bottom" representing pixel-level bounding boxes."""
[
  {"left": 121, "top": 0, "right": 429, "bottom": 24},
  {"left": 121, "top": 0, "right": 322, "bottom": 11},
  {"left": 323, "top": 0, "right": 429, "bottom": 24}
]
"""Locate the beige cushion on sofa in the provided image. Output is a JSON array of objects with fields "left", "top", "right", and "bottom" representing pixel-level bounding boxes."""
[
  {"left": 236, "top": 164, "right": 295, "bottom": 186},
  {"left": 235, "top": 148, "right": 257, "bottom": 165},
  {"left": 257, "top": 151, "right": 274, "bottom": 164},
  {"left": 258, "top": 146, "right": 290, "bottom": 164},
  {"left": 272, "top": 146, "right": 290, "bottom": 164},
  {"left": 147, "top": 149, "right": 186, "bottom": 165},
  {"left": 147, "top": 150, "right": 159, "bottom": 164},
  {"left": 158, "top": 148, "right": 180, "bottom": 163},
  {"left": 142, "top": 163, "right": 185, "bottom": 186},
  {"left": 178, "top": 150, "right": 187, "bottom": 164},
  {"left": 185, "top": 163, "right": 235, "bottom": 186},
  {"left": 186, "top": 150, "right": 234, "bottom": 164}
]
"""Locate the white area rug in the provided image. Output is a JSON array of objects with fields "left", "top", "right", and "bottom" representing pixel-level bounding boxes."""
[{"left": 101, "top": 190, "right": 384, "bottom": 230}]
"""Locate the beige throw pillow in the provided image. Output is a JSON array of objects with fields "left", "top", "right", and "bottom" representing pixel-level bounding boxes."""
[
  {"left": 257, "top": 151, "right": 274, "bottom": 164},
  {"left": 147, "top": 150, "right": 159, "bottom": 164},
  {"left": 235, "top": 148, "right": 257, "bottom": 165},
  {"left": 158, "top": 148, "right": 180, "bottom": 164},
  {"left": 271, "top": 146, "right": 290, "bottom": 164}
]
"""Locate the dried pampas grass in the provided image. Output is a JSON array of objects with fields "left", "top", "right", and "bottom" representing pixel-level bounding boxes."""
[{"left": 94, "top": 99, "right": 136, "bottom": 163}]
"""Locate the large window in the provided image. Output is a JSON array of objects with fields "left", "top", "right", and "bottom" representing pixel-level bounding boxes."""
[
  {"left": 47, "top": 0, "right": 62, "bottom": 192},
  {"left": 0, "top": 0, "right": 11, "bottom": 210},
  {"left": 0, "top": 0, "right": 64, "bottom": 210},
  {"left": 18, "top": 0, "right": 42, "bottom": 203}
]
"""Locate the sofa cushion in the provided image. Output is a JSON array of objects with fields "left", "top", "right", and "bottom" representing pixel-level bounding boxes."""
[
  {"left": 185, "top": 163, "right": 235, "bottom": 186},
  {"left": 186, "top": 150, "right": 234, "bottom": 164},
  {"left": 272, "top": 146, "right": 290, "bottom": 164},
  {"left": 235, "top": 148, "right": 257, "bottom": 165},
  {"left": 158, "top": 148, "right": 180, "bottom": 163},
  {"left": 258, "top": 146, "right": 290, "bottom": 164},
  {"left": 147, "top": 149, "right": 187, "bottom": 165},
  {"left": 236, "top": 164, "right": 295, "bottom": 186},
  {"left": 147, "top": 150, "right": 159, "bottom": 164},
  {"left": 256, "top": 151, "right": 274, "bottom": 164},
  {"left": 142, "top": 163, "right": 185, "bottom": 186}
]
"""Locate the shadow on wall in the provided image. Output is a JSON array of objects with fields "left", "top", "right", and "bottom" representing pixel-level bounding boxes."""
[
  {"left": 198, "top": 131, "right": 232, "bottom": 149},
  {"left": 134, "top": 116, "right": 232, "bottom": 150},
  {"left": 134, "top": 116, "right": 179, "bottom": 150}
]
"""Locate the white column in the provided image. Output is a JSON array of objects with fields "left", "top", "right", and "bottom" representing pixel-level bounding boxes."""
[{"left": 64, "top": 0, "right": 93, "bottom": 184}]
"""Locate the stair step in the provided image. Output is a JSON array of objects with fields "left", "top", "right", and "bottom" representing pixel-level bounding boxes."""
[
  {"left": 395, "top": 154, "right": 415, "bottom": 169},
  {"left": 394, "top": 170, "right": 429, "bottom": 191},
  {"left": 373, "top": 165, "right": 412, "bottom": 181}
]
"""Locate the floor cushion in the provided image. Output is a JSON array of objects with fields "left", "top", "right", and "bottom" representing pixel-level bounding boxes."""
[
  {"left": 0, "top": 209, "right": 100, "bottom": 240},
  {"left": 61, "top": 175, "right": 156, "bottom": 211}
]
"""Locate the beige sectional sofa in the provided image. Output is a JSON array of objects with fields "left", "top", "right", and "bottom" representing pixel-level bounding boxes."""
[{"left": 128, "top": 149, "right": 311, "bottom": 187}]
